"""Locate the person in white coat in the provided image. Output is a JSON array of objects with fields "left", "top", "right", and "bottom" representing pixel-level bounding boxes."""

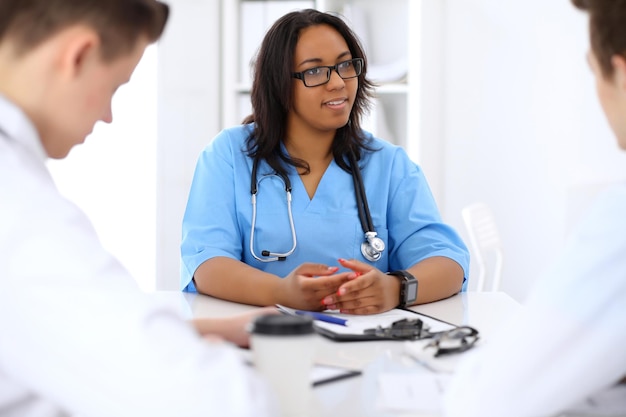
[
  {"left": 0, "top": 1, "right": 275, "bottom": 416},
  {"left": 444, "top": 0, "right": 626, "bottom": 416}
]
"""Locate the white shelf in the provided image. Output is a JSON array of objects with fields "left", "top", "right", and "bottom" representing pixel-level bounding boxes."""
[
  {"left": 374, "top": 84, "right": 409, "bottom": 95},
  {"left": 234, "top": 83, "right": 251, "bottom": 94}
]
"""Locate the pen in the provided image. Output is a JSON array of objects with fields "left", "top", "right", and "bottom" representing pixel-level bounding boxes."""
[{"left": 294, "top": 310, "right": 349, "bottom": 327}]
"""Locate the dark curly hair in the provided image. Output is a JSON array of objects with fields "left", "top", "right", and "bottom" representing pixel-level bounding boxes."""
[{"left": 242, "top": 9, "right": 376, "bottom": 178}]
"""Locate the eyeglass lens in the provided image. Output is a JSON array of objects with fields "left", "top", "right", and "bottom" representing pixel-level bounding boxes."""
[{"left": 302, "top": 58, "right": 362, "bottom": 87}]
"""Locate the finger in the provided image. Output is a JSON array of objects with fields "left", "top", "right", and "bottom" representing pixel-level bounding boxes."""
[
  {"left": 333, "top": 296, "right": 385, "bottom": 315},
  {"left": 323, "top": 272, "right": 377, "bottom": 309},
  {"left": 318, "top": 271, "right": 362, "bottom": 307},
  {"left": 300, "top": 271, "right": 353, "bottom": 292},
  {"left": 338, "top": 258, "right": 370, "bottom": 273},
  {"left": 339, "top": 304, "right": 386, "bottom": 315},
  {"left": 203, "top": 334, "right": 226, "bottom": 344},
  {"left": 253, "top": 306, "right": 280, "bottom": 316},
  {"left": 336, "top": 271, "right": 371, "bottom": 297},
  {"left": 296, "top": 263, "right": 340, "bottom": 278}
]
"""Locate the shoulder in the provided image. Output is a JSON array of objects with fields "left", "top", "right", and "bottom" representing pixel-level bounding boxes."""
[
  {"left": 361, "top": 130, "right": 410, "bottom": 157},
  {"left": 587, "top": 183, "right": 626, "bottom": 218},
  {"left": 210, "top": 124, "right": 253, "bottom": 147},
  {"left": 530, "top": 182, "right": 626, "bottom": 308},
  {"left": 574, "top": 183, "right": 626, "bottom": 238},
  {"left": 201, "top": 124, "right": 254, "bottom": 158},
  {"left": 359, "top": 130, "right": 418, "bottom": 172}
]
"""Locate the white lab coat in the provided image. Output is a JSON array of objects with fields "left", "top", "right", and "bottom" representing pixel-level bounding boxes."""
[
  {"left": 0, "top": 95, "right": 275, "bottom": 417},
  {"left": 443, "top": 184, "right": 626, "bottom": 417}
]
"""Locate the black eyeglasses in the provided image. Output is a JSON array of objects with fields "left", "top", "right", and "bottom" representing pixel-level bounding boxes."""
[
  {"left": 423, "top": 326, "right": 479, "bottom": 357},
  {"left": 292, "top": 58, "right": 364, "bottom": 87}
]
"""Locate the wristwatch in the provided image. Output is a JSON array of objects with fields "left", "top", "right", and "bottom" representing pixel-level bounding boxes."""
[{"left": 387, "top": 270, "right": 418, "bottom": 308}]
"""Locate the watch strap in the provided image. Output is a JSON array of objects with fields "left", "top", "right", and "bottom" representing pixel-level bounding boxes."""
[{"left": 387, "top": 270, "right": 418, "bottom": 308}]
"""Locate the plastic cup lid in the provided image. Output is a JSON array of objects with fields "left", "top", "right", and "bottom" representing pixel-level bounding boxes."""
[{"left": 251, "top": 314, "right": 314, "bottom": 335}]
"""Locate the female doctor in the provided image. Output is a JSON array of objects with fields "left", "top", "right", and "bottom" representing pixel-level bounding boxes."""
[{"left": 181, "top": 9, "right": 469, "bottom": 314}]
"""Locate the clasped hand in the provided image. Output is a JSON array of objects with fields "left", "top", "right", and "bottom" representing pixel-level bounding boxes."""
[{"left": 279, "top": 258, "right": 400, "bottom": 315}]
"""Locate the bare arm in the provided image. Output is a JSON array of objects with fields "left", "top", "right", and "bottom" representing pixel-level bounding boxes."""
[
  {"left": 191, "top": 306, "right": 279, "bottom": 348},
  {"left": 194, "top": 257, "right": 282, "bottom": 306},
  {"left": 324, "top": 256, "right": 464, "bottom": 314},
  {"left": 406, "top": 256, "right": 464, "bottom": 304},
  {"left": 193, "top": 256, "right": 354, "bottom": 310}
]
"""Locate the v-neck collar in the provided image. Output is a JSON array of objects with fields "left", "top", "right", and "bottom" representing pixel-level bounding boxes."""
[{"left": 289, "top": 158, "right": 343, "bottom": 212}]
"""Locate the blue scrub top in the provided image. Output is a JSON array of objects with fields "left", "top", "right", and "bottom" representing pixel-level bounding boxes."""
[{"left": 181, "top": 124, "right": 469, "bottom": 292}]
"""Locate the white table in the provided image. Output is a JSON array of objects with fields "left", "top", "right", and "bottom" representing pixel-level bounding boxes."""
[{"left": 150, "top": 291, "right": 522, "bottom": 416}]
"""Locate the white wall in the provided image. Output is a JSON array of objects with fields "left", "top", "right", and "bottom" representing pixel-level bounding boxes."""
[
  {"left": 49, "top": 0, "right": 222, "bottom": 292},
  {"left": 49, "top": 46, "right": 157, "bottom": 291},
  {"left": 437, "top": 0, "right": 626, "bottom": 301},
  {"left": 154, "top": 0, "right": 626, "bottom": 299},
  {"left": 156, "top": 0, "right": 222, "bottom": 289}
]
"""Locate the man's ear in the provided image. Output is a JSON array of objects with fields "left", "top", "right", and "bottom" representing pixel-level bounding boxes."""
[
  {"left": 57, "top": 26, "right": 100, "bottom": 79},
  {"left": 611, "top": 54, "right": 626, "bottom": 92}
]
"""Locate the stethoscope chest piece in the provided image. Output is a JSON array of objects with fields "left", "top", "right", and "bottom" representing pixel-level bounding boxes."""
[{"left": 361, "top": 231, "right": 385, "bottom": 262}]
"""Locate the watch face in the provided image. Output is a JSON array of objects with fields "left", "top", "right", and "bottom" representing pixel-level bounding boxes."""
[{"left": 406, "top": 281, "right": 418, "bottom": 301}]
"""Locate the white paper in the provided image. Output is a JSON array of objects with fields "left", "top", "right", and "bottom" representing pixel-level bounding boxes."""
[
  {"left": 565, "top": 385, "right": 626, "bottom": 416},
  {"left": 403, "top": 340, "right": 483, "bottom": 374},
  {"left": 376, "top": 372, "right": 450, "bottom": 414}
]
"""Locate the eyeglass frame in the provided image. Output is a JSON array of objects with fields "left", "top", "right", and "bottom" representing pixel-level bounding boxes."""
[
  {"left": 423, "top": 326, "right": 480, "bottom": 357},
  {"left": 292, "top": 57, "right": 364, "bottom": 87}
]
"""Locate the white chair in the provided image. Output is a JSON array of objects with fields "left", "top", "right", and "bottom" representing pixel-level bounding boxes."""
[{"left": 461, "top": 203, "right": 503, "bottom": 292}]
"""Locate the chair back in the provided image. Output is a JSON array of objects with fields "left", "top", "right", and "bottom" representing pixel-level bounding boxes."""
[{"left": 461, "top": 203, "right": 503, "bottom": 292}]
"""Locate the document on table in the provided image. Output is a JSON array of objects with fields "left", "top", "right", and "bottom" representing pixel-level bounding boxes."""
[
  {"left": 376, "top": 372, "right": 451, "bottom": 414},
  {"left": 565, "top": 385, "right": 626, "bottom": 416},
  {"left": 377, "top": 374, "right": 626, "bottom": 415},
  {"left": 277, "top": 304, "right": 455, "bottom": 341},
  {"left": 239, "top": 348, "right": 360, "bottom": 386},
  {"left": 403, "top": 340, "right": 482, "bottom": 374}
]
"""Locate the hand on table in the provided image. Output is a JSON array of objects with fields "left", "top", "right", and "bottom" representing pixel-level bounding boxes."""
[
  {"left": 278, "top": 263, "right": 354, "bottom": 311},
  {"left": 192, "top": 306, "right": 279, "bottom": 348},
  {"left": 320, "top": 258, "right": 401, "bottom": 315}
]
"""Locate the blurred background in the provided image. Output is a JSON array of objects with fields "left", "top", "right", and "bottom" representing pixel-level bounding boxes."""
[{"left": 48, "top": 0, "right": 626, "bottom": 302}]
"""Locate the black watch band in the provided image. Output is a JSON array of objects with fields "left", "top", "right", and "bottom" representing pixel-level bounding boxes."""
[{"left": 387, "top": 270, "right": 418, "bottom": 308}]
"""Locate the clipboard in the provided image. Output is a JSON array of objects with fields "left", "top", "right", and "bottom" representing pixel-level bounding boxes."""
[{"left": 276, "top": 304, "right": 457, "bottom": 342}]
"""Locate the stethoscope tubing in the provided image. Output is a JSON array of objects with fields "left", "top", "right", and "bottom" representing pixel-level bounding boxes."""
[
  {"left": 249, "top": 151, "right": 384, "bottom": 262},
  {"left": 349, "top": 151, "right": 375, "bottom": 233},
  {"left": 250, "top": 173, "right": 297, "bottom": 262}
]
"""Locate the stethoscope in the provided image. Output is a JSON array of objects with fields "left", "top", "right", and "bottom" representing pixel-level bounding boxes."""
[{"left": 249, "top": 152, "right": 385, "bottom": 263}]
